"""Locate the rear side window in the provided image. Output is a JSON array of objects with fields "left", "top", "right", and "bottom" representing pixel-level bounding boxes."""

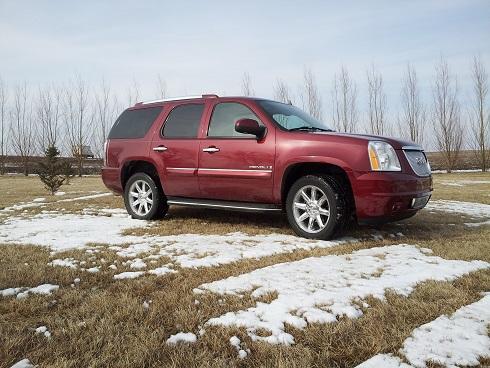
[
  {"left": 208, "top": 102, "right": 262, "bottom": 138},
  {"left": 108, "top": 107, "right": 162, "bottom": 139},
  {"left": 162, "top": 104, "right": 204, "bottom": 138}
]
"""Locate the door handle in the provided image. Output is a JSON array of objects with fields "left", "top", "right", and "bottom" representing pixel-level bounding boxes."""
[
  {"left": 153, "top": 145, "right": 168, "bottom": 152},
  {"left": 202, "top": 146, "right": 220, "bottom": 153}
]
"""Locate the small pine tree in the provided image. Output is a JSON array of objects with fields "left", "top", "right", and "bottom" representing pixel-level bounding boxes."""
[{"left": 38, "top": 145, "right": 67, "bottom": 195}]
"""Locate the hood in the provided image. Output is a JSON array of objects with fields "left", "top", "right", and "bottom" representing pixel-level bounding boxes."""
[{"left": 312, "top": 132, "right": 422, "bottom": 150}]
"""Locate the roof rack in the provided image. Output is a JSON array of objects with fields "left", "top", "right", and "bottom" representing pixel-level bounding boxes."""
[{"left": 137, "top": 94, "right": 219, "bottom": 105}]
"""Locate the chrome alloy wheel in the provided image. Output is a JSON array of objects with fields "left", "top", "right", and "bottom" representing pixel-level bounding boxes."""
[
  {"left": 128, "top": 179, "right": 154, "bottom": 216},
  {"left": 292, "top": 185, "right": 330, "bottom": 233}
]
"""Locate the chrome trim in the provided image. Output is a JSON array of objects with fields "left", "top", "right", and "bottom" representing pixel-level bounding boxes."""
[
  {"left": 140, "top": 94, "right": 218, "bottom": 105},
  {"left": 152, "top": 146, "right": 168, "bottom": 152},
  {"left": 202, "top": 147, "right": 220, "bottom": 153},
  {"left": 141, "top": 95, "right": 203, "bottom": 105},
  {"left": 167, "top": 200, "right": 281, "bottom": 211},
  {"left": 166, "top": 167, "right": 197, "bottom": 170},
  {"left": 199, "top": 168, "right": 272, "bottom": 173},
  {"left": 402, "top": 145, "right": 423, "bottom": 151}
]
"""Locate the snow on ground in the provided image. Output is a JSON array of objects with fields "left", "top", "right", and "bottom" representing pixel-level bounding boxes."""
[
  {"left": 35, "top": 325, "right": 51, "bottom": 338},
  {"left": 195, "top": 245, "right": 489, "bottom": 345},
  {"left": 439, "top": 179, "right": 490, "bottom": 187},
  {"left": 0, "top": 212, "right": 144, "bottom": 250},
  {"left": 0, "top": 210, "right": 354, "bottom": 269},
  {"left": 166, "top": 332, "right": 197, "bottom": 345},
  {"left": 113, "top": 271, "right": 145, "bottom": 280},
  {"left": 431, "top": 169, "right": 485, "bottom": 174},
  {"left": 356, "top": 354, "right": 411, "bottom": 368},
  {"left": 0, "top": 192, "right": 111, "bottom": 213},
  {"left": 111, "top": 232, "right": 354, "bottom": 269},
  {"left": 1, "top": 284, "right": 59, "bottom": 299},
  {"left": 426, "top": 200, "right": 490, "bottom": 219},
  {"left": 357, "top": 294, "right": 490, "bottom": 368},
  {"left": 9, "top": 359, "right": 35, "bottom": 368}
]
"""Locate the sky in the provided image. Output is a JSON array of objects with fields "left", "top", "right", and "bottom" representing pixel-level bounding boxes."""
[{"left": 0, "top": 0, "right": 489, "bottom": 126}]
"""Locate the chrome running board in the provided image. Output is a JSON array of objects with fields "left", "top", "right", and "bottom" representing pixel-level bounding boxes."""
[{"left": 166, "top": 197, "right": 282, "bottom": 212}]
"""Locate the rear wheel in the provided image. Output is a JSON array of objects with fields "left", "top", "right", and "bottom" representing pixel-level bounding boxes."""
[
  {"left": 124, "top": 173, "right": 168, "bottom": 220},
  {"left": 286, "top": 175, "right": 347, "bottom": 240}
]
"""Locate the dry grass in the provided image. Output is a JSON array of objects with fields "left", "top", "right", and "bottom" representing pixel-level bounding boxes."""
[{"left": 0, "top": 174, "right": 489, "bottom": 367}]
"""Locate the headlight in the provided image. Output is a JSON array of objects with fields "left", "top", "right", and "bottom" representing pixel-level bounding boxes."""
[{"left": 368, "top": 141, "right": 401, "bottom": 171}]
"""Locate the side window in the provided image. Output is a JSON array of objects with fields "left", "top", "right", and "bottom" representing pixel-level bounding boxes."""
[
  {"left": 208, "top": 102, "right": 263, "bottom": 138},
  {"left": 108, "top": 107, "right": 162, "bottom": 139},
  {"left": 162, "top": 104, "right": 204, "bottom": 138}
]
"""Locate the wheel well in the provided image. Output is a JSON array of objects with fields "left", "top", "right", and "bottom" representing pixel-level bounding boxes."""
[
  {"left": 281, "top": 162, "right": 355, "bottom": 208},
  {"left": 121, "top": 160, "right": 160, "bottom": 190}
]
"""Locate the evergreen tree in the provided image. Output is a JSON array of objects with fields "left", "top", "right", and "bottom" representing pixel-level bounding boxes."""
[{"left": 38, "top": 145, "right": 67, "bottom": 194}]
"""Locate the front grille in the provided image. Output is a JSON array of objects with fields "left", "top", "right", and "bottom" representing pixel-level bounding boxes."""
[{"left": 404, "top": 150, "right": 431, "bottom": 177}]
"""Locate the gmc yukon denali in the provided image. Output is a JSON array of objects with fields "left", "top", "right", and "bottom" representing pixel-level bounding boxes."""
[{"left": 102, "top": 94, "right": 432, "bottom": 240}]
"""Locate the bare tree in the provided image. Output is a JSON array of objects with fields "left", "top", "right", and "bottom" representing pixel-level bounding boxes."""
[
  {"left": 10, "top": 83, "right": 34, "bottom": 176},
  {"left": 432, "top": 58, "right": 463, "bottom": 172},
  {"left": 367, "top": 65, "right": 387, "bottom": 135},
  {"left": 331, "top": 66, "right": 358, "bottom": 132},
  {"left": 37, "top": 85, "right": 62, "bottom": 152},
  {"left": 470, "top": 56, "right": 489, "bottom": 172},
  {"left": 301, "top": 68, "right": 323, "bottom": 120},
  {"left": 94, "top": 80, "right": 119, "bottom": 158},
  {"left": 0, "top": 77, "right": 7, "bottom": 174},
  {"left": 155, "top": 75, "right": 168, "bottom": 99},
  {"left": 273, "top": 79, "right": 293, "bottom": 104},
  {"left": 241, "top": 72, "right": 255, "bottom": 96},
  {"left": 398, "top": 64, "right": 425, "bottom": 145},
  {"left": 127, "top": 79, "right": 140, "bottom": 106},
  {"left": 65, "top": 76, "right": 92, "bottom": 177}
]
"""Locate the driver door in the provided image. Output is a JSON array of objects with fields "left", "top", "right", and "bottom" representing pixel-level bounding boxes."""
[{"left": 198, "top": 101, "right": 275, "bottom": 203}]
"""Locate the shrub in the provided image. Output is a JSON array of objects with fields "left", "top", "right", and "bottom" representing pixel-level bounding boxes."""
[{"left": 38, "top": 145, "right": 67, "bottom": 194}]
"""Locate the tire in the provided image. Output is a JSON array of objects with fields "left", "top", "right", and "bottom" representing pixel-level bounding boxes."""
[
  {"left": 285, "top": 175, "right": 347, "bottom": 240},
  {"left": 124, "top": 173, "right": 168, "bottom": 220}
]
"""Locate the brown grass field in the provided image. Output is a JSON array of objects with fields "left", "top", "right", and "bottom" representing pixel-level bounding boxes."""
[{"left": 0, "top": 172, "right": 489, "bottom": 367}]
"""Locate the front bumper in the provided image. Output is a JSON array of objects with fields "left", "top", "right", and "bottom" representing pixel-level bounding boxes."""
[{"left": 352, "top": 171, "right": 432, "bottom": 225}]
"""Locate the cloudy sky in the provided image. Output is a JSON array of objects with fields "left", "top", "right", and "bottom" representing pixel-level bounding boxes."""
[{"left": 1, "top": 0, "right": 489, "bottom": 114}]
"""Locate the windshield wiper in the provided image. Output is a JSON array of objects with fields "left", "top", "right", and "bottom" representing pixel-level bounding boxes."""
[{"left": 288, "top": 126, "right": 334, "bottom": 132}]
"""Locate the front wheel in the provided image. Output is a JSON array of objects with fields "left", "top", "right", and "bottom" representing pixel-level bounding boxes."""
[
  {"left": 286, "top": 175, "right": 347, "bottom": 240},
  {"left": 124, "top": 173, "right": 168, "bottom": 220}
]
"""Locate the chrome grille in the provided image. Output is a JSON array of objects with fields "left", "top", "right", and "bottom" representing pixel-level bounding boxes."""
[{"left": 404, "top": 150, "right": 431, "bottom": 177}]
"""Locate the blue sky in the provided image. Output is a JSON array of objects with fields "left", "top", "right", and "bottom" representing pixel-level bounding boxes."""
[{"left": 0, "top": 0, "right": 489, "bottom": 114}]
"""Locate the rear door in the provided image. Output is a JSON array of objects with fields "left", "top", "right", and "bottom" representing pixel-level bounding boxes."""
[
  {"left": 198, "top": 101, "right": 275, "bottom": 203},
  {"left": 149, "top": 103, "right": 205, "bottom": 198}
]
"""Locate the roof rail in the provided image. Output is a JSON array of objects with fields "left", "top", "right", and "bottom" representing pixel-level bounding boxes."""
[{"left": 137, "top": 94, "right": 219, "bottom": 105}]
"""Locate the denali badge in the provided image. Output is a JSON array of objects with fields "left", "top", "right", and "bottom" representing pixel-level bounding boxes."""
[{"left": 249, "top": 165, "right": 272, "bottom": 170}]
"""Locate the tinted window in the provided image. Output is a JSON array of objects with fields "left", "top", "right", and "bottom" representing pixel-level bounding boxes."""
[
  {"left": 208, "top": 102, "right": 262, "bottom": 137},
  {"left": 162, "top": 104, "right": 204, "bottom": 138},
  {"left": 258, "top": 100, "right": 333, "bottom": 131},
  {"left": 108, "top": 107, "right": 162, "bottom": 139}
]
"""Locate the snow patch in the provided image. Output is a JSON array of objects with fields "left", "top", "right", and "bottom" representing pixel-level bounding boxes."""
[
  {"left": 166, "top": 332, "right": 197, "bottom": 345},
  {"left": 113, "top": 271, "right": 145, "bottom": 280},
  {"left": 358, "top": 294, "right": 490, "bottom": 367},
  {"left": 9, "top": 359, "right": 35, "bottom": 368},
  {"left": 196, "top": 245, "right": 489, "bottom": 345},
  {"left": 425, "top": 200, "right": 490, "bottom": 218},
  {"left": 35, "top": 325, "right": 51, "bottom": 338},
  {"left": 401, "top": 294, "right": 490, "bottom": 367},
  {"left": 4, "top": 284, "right": 60, "bottom": 299}
]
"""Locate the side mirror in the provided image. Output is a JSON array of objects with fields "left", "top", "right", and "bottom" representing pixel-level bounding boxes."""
[{"left": 235, "top": 118, "right": 266, "bottom": 139}]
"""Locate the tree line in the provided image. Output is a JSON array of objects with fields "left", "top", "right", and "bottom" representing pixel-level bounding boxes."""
[
  {"left": 0, "top": 56, "right": 488, "bottom": 176},
  {"left": 266, "top": 56, "right": 488, "bottom": 173}
]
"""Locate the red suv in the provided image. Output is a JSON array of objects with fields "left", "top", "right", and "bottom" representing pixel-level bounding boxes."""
[{"left": 102, "top": 94, "right": 432, "bottom": 239}]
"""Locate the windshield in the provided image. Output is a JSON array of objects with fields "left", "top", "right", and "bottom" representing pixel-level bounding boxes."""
[{"left": 257, "top": 100, "right": 333, "bottom": 131}]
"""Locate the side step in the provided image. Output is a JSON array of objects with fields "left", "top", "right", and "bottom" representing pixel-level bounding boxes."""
[{"left": 166, "top": 197, "right": 283, "bottom": 213}]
